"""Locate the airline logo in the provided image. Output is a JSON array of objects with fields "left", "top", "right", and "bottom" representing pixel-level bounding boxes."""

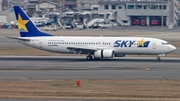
[
  {"left": 114, "top": 39, "right": 150, "bottom": 48},
  {"left": 137, "top": 39, "right": 150, "bottom": 48},
  {"left": 17, "top": 14, "right": 29, "bottom": 32},
  {"left": 114, "top": 40, "right": 135, "bottom": 47}
]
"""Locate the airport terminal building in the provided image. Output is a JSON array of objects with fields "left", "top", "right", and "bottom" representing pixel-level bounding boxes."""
[{"left": 98, "top": 0, "right": 179, "bottom": 26}]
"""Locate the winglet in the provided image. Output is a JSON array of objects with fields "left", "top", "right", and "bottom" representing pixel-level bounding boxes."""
[{"left": 13, "top": 6, "right": 53, "bottom": 37}]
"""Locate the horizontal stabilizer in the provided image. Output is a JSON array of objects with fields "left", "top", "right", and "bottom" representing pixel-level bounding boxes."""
[{"left": 5, "top": 36, "right": 30, "bottom": 41}]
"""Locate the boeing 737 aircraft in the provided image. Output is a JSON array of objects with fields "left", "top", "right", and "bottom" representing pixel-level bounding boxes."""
[{"left": 7, "top": 6, "right": 176, "bottom": 61}]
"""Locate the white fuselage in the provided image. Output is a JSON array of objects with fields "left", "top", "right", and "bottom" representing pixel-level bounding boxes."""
[{"left": 19, "top": 36, "right": 176, "bottom": 55}]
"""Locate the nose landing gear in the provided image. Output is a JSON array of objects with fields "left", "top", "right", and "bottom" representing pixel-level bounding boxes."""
[{"left": 156, "top": 54, "right": 165, "bottom": 61}]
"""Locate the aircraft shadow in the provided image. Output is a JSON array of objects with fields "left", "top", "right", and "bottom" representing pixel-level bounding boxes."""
[{"left": 0, "top": 57, "right": 180, "bottom": 63}]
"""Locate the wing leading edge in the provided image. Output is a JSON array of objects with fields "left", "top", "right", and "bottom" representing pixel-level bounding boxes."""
[{"left": 67, "top": 46, "right": 97, "bottom": 54}]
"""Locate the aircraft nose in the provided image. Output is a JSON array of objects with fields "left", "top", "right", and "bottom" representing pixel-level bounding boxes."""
[{"left": 168, "top": 45, "right": 176, "bottom": 52}]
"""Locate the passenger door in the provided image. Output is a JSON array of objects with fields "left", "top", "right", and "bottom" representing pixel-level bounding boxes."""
[
  {"left": 39, "top": 39, "right": 43, "bottom": 49},
  {"left": 152, "top": 41, "right": 157, "bottom": 49}
]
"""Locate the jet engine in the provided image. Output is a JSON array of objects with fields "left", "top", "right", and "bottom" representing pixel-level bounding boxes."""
[{"left": 94, "top": 49, "right": 114, "bottom": 58}]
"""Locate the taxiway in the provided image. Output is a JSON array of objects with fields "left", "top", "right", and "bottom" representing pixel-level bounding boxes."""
[{"left": 0, "top": 56, "right": 180, "bottom": 80}]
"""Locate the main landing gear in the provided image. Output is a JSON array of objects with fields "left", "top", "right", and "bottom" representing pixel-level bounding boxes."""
[
  {"left": 156, "top": 57, "right": 161, "bottom": 61},
  {"left": 86, "top": 55, "right": 99, "bottom": 60},
  {"left": 86, "top": 55, "right": 93, "bottom": 60}
]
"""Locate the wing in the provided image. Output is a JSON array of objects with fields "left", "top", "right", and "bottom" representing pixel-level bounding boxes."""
[{"left": 67, "top": 46, "right": 97, "bottom": 54}]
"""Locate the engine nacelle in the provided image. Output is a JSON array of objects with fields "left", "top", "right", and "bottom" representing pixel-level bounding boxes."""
[
  {"left": 94, "top": 49, "right": 114, "bottom": 58},
  {"left": 114, "top": 54, "right": 125, "bottom": 57}
]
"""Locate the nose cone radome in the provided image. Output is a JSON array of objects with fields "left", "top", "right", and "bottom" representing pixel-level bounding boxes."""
[{"left": 169, "top": 45, "right": 176, "bottom": 52}]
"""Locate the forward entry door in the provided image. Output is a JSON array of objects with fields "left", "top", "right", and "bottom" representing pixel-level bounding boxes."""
[{"left": 152, "top": 41, "right": 157, "bottom": 49}]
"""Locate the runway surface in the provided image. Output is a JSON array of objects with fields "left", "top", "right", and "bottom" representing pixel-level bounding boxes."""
[
  {"left": 0, "top": 56, "right": 180, "bottom": 80},
  {"left": 0, "top": 98, "right": 119, "bottom": 101}
]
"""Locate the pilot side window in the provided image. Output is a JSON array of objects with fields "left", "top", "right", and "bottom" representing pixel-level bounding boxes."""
[{"left": 161, "top": 43, "right": 169, "bottom": 45}]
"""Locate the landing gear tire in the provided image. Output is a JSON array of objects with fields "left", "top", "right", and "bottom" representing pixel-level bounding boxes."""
[
  {"left": 86, "top": 55, "right": 93, "bottom": 60},
  {"left": 157, "top": 57, "right": 161, "bottom": 61}
]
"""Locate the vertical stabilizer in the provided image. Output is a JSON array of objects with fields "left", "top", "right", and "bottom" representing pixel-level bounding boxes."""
[{"left": 13, "top": 6, "right": 53, "bottom": 37}]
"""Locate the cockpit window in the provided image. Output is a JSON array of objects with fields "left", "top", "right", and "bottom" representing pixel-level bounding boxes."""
[{"left": 161, "top": 43, "right": 169, "bottom": 45}]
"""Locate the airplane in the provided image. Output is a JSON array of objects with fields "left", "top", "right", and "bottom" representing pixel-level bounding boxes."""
[{"left": 6, "top": 6, "right": 176, "bottom": 61}]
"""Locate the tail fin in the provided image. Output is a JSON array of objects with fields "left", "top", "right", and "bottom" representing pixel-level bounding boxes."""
[{"left": 13, "top": 6, "right": 53, "bottom": 37}]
